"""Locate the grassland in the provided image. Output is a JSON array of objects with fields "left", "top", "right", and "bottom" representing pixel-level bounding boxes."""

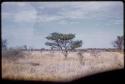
[{"left": 2, "top": 50, "right": 124, "bottom": 82}]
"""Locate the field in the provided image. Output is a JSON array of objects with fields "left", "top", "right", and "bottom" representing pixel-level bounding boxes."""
[{"left": 2, "top": 50, "right": 124, "bottom": 82}]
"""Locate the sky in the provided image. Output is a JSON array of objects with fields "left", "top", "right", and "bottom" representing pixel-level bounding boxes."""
[{"left": 2, "top": 1, "right": 123, "bottom": 49}]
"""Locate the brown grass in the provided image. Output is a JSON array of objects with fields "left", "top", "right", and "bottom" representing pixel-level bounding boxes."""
[{"left": 2, "top": 50, "right": 124, "bottom": 82}]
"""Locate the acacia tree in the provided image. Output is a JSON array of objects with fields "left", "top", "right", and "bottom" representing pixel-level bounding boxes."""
[
  {"left": 113, "top": 36, "right": 124, "bottom": 50},
  {"left": 45, "top": 32, "right": 82, "bottom": 59}
]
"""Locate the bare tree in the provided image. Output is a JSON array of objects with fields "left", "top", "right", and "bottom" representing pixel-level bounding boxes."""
[
  {"left": 113, "top": 36, "right": 124, "bottom": 50},
  {"left": 2, "top": 39, "right": 7, "bottom": 50}
]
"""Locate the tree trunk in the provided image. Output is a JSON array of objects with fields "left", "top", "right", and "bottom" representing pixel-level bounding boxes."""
[{"left": 64, "top": 51, "right": 68, "bottom": 59}]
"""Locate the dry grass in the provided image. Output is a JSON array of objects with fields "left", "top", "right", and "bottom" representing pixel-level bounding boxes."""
[{"left": 2, "top": 50, "right": 124, "bottom": 82}]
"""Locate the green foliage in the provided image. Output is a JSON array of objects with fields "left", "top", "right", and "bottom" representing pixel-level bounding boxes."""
[
  {"left": 45, "top": 42, "right": 58, "bottom": 47},
  {"left": 70, "top": 40, "right": 82, "bottom": 50},
  {"left": 46, "top": 32, "right": 75, "bottom": 41}
]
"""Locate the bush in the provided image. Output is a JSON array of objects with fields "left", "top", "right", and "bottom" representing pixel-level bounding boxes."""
[
  {"left": 77, "top": 51, "right": 84, "bottom": 65},
  {"left": 90, "top": 50, "right": 99, "bottom": 57},
  {"left": 2, "top": 48, "right": 24, "bottom": 60}
]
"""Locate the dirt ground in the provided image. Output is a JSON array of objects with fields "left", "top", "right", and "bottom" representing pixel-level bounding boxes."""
[{"left": 2, "top": 51, "right": 124, "bottom": 82}]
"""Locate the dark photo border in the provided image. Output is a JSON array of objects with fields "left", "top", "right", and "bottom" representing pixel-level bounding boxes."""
[{"left": 0, "top": 0, "right": 124, "bottom": 84}]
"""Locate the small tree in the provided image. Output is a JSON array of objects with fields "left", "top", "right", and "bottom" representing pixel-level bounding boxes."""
[
  {"left": 23, "top": 45, "right": 27, "bottom": 50},
  {"left": 45, "top": 32, "right": 82, "bottom": 59},
  {"left": 2, "top": 39, "right": 7, "bottom": 50},
  {"left": 77, "top": 51, "right": 84, "bottom": 65},
  {"left": 40, "top": 48, "right": 45, "bottom": 52},
  {"left": 113, "top": 36, "right": 124, "bottom": 50}
]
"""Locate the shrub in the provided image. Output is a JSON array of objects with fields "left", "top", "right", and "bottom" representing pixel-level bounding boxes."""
[
  {"left": 2, "top": 48, "right": 24, "bottom": 60},
  {"left": 90, "top": 50, "right": 98, "bottom": 57},
  {"left": 77, "top": 51, "right": 84, "bottom": 65}
]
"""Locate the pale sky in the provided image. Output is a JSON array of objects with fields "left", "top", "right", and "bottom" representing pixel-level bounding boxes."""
[{"left": 2, "top": 1, "right": 123, "bottom": 49}]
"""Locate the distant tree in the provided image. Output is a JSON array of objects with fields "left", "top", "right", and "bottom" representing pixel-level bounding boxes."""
[
  {"left": 113, "top": 36, "right": 124, "bottom": 50},
  {"left": 40, "top": 48, "right": 45, "bottom": 54},
  {"left": 41, "top": 48, "right": 45, "bottom": 51},
  {"left": 23, "top": 45, "right": 27, "bottom": 50},
  {"left": 29, "top": 47, "right": 33, "bottom": 51},
  {"left": 45, "top": 32, "right": 82, "bottom": 59},
  {"left": 2, "top": 39, "right": 7, "bottom": 50}
]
